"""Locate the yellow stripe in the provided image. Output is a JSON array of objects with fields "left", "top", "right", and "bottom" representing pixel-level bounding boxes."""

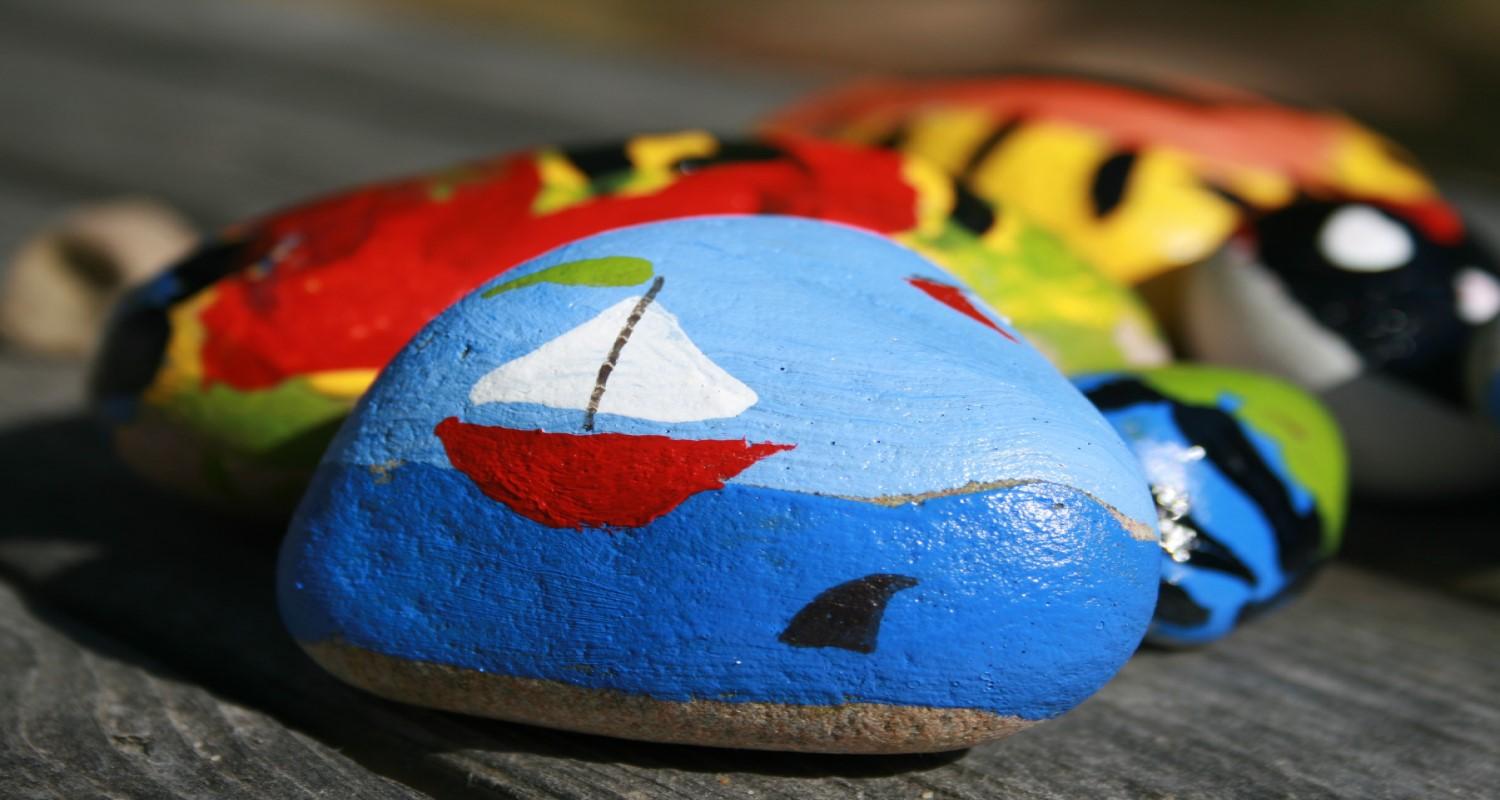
[
  {"left": 143, "top": 289, "right": 214, "bottom": 405},
  {"left": 303, "top": 369, "right": 380, "bottom": 400},
  {"left": 614, "top": 130, "right": 720, "bottom": 197},
  {"left": 901, "top": 107, "right": 1000, "bottom": 177},
  {"left": 900, "top": 157, "right": 955, "bottom": 238},
  {"left": 626, "top": 130, "right": 718, "bottom": 172},
  {"left": 531, "top": 149, "right": 592, "bottom": 214}
]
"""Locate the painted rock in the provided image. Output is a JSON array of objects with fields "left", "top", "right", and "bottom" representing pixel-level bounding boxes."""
[
  {"left": 277, "top": 216, "right": 1161, "bottom": 753},
  {"left": 1184, "top": 202, "right": 1500, "bottom": 495},
  {"left": 91, "top": 131, "right": 1164, "bottom": 512},
  {"left": 763, "top": 73, "right": 1453, "bottom": 285},
  {"left": 766, "top": 73, "right": 1500, "bottom": 495},
  {"left": 1072, "top": 366, "right": 1346, "bottom": 646}
]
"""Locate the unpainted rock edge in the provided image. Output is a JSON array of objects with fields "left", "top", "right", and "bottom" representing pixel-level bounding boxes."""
[{"left": 302, "top": 640, "right": 1034, "bottom": 754}]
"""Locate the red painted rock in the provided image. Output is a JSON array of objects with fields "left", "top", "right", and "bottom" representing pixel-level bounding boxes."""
[{"left": 91, "top": 131, "right": 1163, "bottom": 511}]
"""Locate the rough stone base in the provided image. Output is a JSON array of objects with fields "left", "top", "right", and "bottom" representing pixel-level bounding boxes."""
[{"left": 303, "top": 640, "right": 1034, "bottom": 754}]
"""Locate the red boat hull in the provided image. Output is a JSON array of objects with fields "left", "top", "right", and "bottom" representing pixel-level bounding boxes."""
[{"left": 434, "top": 417, "right": 794, "bottom": 529}]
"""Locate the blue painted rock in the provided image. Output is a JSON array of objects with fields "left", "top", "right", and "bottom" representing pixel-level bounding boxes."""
[
  {"left": 1073, "top": 366, "right": 1347, "bottom": 647},
  {"left": 278, "top": 216, "right": 1160, "bottom": 753}
]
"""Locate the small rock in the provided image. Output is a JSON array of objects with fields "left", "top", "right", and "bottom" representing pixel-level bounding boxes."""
[
  {"left": 1074, "top": 365, "right": 1347, "bottom": 646},
  {"left": 1, "top": 198, "right": 195, "bottom": 357}
]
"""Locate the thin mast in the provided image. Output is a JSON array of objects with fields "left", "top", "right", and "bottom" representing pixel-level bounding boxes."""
[{"left": 583, "top": 276, "right": 665, "bottom": 431}]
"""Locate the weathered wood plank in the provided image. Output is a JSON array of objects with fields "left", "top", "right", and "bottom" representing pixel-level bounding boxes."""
[
  {"left": 0, "top": 0, "right": 807, "bottom": 227},
  {"left": 0, "top": 579, "right": 430, "bottom": 799},
  {"left": 0, "top": 0, "right": 805, "bottom": 137},
  {"left": 0, "top": 389, "right": 1496, "bottom": 799},
  {"left": 0, "top": 356, "right": 84, "bottom": 421},
  {"left": 0, "top": 25, "right": 525, "bottom": 225}
]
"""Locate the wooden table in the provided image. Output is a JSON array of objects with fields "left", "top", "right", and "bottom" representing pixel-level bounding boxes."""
[{"left": 2, "top": 1, "right": 1497, "bottom": 796}]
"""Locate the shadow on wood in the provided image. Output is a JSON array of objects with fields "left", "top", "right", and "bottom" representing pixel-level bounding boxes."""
[
  {"left": 0, "top": 580, "right": 427, "bottom": 798},
  {"left": 0, "top": 415, "right": 969, "bottom": 796},
  {"left": 1339, "top": 495, "right": 1500, "bottom": 609}
]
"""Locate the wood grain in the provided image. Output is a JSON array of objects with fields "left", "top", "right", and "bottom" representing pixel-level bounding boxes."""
[{"left": 0, "top": 581, "right": 429, "bottom": 799}]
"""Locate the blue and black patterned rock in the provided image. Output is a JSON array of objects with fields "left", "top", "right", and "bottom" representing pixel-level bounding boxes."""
[{"left": 1075, "top": 365, "right": 1346, "bottom": 647}]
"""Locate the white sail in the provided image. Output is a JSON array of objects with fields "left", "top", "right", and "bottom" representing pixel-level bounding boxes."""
[{"left": 469, "top": 296, "right": 757, "bottom": 423}]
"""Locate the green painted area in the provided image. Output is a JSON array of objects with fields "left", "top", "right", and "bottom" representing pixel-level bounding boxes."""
[
  {"left": 902, "top": 219, "right": 1166, "bottom": 374},
  {"left": 158, "top": 377, "right": 353, "bottom": 467},
  {"left": 135, "top": 377, "right": 356, "bottom": 509},
  {"left": 1140, "top": 364, "right": 1349, "bottom": 550},
  {"left": 481, "top": 256, "right": 654, "bottom": 299}
]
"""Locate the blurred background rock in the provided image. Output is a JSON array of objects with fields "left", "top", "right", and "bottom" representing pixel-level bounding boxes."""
[{"left": 324, "top": 0, "right": 1500, "bottom": 179}]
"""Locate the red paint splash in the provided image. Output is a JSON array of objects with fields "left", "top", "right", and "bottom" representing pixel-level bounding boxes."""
[
  {"left": 191, "top": 138, "right": 919, "bottom": 391},
  {"left": 434, "top": 417, "right": 794, "bottom": 529},
  {"left": 906, "top": 276, "right": 1018, "bottom": 342}
]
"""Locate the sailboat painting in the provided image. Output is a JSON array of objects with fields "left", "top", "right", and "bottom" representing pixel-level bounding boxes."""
[
  {"left": 436, "top": 276, "right": 794, "bottom": 528},
  {"left": 279, "top": 217, "right": 1164, "bottom": 752}
]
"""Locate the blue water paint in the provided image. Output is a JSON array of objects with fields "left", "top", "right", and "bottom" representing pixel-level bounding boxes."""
[
  {"left": 280, "top": 216, "right": 1160, "bottom": 719},
  {"left": 1074, "top": 371, "right": 1327, "bottom": 646},
  {"left": 281, "top": 463, "right": 1159, "bottom": 719}
]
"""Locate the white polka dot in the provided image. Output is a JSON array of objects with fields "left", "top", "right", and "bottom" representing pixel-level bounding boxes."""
[
  {"left": 1318, "top": 205, "right": 1414, "bottom": 272},
  {"left": 1455, "top": 267, "right": 1500, "bottom": 325}
]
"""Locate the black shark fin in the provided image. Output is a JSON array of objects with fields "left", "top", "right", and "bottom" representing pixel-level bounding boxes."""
[{"left": 778, "top": 573, "right": 918, "bottom": 654}]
